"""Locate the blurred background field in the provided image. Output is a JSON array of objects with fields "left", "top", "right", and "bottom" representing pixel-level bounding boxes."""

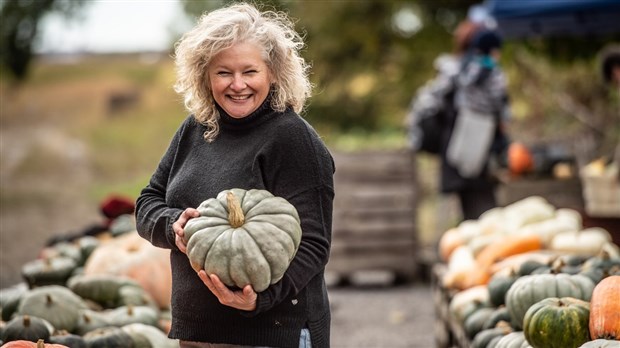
[{"left": 1, "top": 0, "right": 619, "bottom": 288}]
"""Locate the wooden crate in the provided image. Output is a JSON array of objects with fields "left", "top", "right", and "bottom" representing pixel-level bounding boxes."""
[{"left": 326, "top": 150, "right": 419, "bottom": 284}]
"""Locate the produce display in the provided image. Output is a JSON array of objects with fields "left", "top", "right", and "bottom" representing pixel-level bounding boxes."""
[
  {"left": 435, "top": 195, "right": 620, "bottom": 348},
  {"left": 0, "top": 214, "right": 178, "bottom": 347}
]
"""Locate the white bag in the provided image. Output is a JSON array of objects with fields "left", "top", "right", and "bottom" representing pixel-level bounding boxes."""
[{"left": 446, "top": 108, "right": 496, "bottom": 178}]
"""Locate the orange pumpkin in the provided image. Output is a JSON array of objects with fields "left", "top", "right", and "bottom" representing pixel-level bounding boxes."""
[
  {"left": 438, "top": 228, "right": 465, "bottom": 262},
  {"left": 507, "top": 142, "right": 534, "bottom": 175},
  {"left": 589, "top": 275, "right": 620, "bottom": 340},
  {"left": 83, "top": 232, "right": 172, "bottom": 309},
  {"left": 1, "top": 339, "right": 68, "bottom": 348}
]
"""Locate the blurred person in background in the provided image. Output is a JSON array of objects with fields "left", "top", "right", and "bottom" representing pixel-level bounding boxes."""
[
  {"left": 135, "top": 3, "right": 335, "bottom": 348},
  {"left": 406, "top": 22, "right": 511, "bottom": 221}
]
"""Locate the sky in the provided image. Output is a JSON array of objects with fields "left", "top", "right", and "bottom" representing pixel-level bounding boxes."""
[{"left": 36, "top": 0, "right": 193, "bottom": 54}]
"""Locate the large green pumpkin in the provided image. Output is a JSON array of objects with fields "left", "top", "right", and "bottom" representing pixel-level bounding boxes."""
[
  {"left": 183, "top": 189, "right": 302, "bottom": 292},
  {"left": 523, "top": 297, "right": 590, "bottom": 348},
  {"left": 505, "top": 273, "right": 595, "bottom": 329}
]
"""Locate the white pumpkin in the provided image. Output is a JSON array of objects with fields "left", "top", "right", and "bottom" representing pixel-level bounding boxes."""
[{"left": 549, "top": 228, "right": 612, "bottom": 255}]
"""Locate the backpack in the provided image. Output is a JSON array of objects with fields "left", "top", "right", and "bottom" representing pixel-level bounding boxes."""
[{"left": 406, "top": 82, "right": 456, "bottom": 155}]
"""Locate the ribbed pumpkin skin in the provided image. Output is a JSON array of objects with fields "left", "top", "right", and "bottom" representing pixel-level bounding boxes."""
[
  {"left": 17, "top": 285, "right": 89, "bottom": 333},
  {"left": 184, "top": 189, "right": 302, "bottom": 292},
  {"left": 589, "top": 275, "right": 620, "bottom": 340},
  {"left": 505, "top": 273, "right": 595, "bottom": 329},
  {"left": 524, "top": 297, "right": 590, "bottom": 348}
]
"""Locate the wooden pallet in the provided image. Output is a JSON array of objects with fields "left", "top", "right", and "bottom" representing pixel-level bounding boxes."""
[{"left": 326, "top": 150, "right": 419, "bottom": 284}]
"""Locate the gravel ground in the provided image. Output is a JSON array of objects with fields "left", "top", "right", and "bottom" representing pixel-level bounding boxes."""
[{"left": 327, "top": 272, "right": 436, "bottom": 348}]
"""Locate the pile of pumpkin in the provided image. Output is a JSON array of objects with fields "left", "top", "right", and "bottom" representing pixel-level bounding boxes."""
[
  {"left": 438, "top": 196, "right": 620, "bottom": 348},
  {"left": 0, "top": 215, "right": 178, "bottom": 348}
]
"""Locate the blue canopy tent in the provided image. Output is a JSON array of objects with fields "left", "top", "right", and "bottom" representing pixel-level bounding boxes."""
[{"left": 478, "top": 0, "right": 620, "bottom": 39}]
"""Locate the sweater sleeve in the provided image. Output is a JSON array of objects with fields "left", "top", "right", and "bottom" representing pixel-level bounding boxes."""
[
  {"left": 135, "top": 119, "right": 187, "bottom": 250},
  {"left": 244, "top": 118, "right": 335, "bottom": 316}
]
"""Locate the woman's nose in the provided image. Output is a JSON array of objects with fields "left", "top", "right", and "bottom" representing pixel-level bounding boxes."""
[{"left": 230, "top": 74, "right": 246, "bottom": 90}]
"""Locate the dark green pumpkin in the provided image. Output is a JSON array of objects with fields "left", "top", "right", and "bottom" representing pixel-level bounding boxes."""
[
  {"left": 82, "top": 327, "right": 134, "bottom": 348},
  {"left": 517, "top": 260, "right": 548, "bottom": 276},
  {"left": 21, "top": 257, "right": 77, "bottom": 288},
  {"left": 471, "top": 323, "right": 512, "bottom": 348},
  {"left": 523, "top": 297, "right": 590, "bottom": 348},
  {"left": 487, "top": 271, "right": 519, "bottom": 307},
  {"left": 1, "top": 315, "right": 51, "bottom": 343},
  {"left": 49, "top": 330, "right": 86, "bottom": 348},
  {"left": 464, "top": 307, "right": 495, "bottom": 339},
  {"left": 67, "top": 274, "right": 153, "bottom": 308},
  {"left": 0, "top": 284, "right": 28, "bottom": 322},
  {"left": 482, "top": 307, "right": 513, "bottom": 330}
]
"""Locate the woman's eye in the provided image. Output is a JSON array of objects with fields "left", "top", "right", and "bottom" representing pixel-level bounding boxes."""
[
  {"left": 217, "top": 71, "right": 231, "bottom": 76},
  {"left": 244, "top": 70, "right": 258, "bottom": 74}
]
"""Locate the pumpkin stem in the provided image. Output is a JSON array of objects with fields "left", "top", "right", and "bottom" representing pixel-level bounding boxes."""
[
  {"left": 37, "top": 339, "right": 44, "bottom": 348},
  {"left": 46, "top": 294, "right": 53, "bottom": 306},
  {"left": 127, "top": 304, "right": 134, "bottom": 316},
  {"left": 226, "top": 192, "right": 245, "bottom": 228},
  {"left": 23, "top": 315, "right": 31, "bottom": 327}
]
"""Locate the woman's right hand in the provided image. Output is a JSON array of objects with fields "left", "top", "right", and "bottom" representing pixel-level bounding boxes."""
[{"left": 172, "top": 208, "right": 200, "bottom": 254}]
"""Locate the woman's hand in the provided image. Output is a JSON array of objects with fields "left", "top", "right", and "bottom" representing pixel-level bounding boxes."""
[
  {"left": 197, "top": 270, "right": 257, "bottom": 311},
  {"left": 172, "top": 208, "right": 200, "bottom": 254}
]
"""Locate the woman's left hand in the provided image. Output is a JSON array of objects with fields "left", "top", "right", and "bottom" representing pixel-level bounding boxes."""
[{"left": 197, "top": 270, "right": 257, "bottom": 311}]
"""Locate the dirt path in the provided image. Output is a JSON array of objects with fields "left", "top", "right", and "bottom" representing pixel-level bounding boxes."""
[{"left": 329, "top": 280, "right": 435, "bottom": 348}]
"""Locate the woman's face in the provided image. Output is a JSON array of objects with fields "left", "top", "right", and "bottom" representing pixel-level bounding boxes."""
[{"left": 208, "top": 42, "right": 273, "bottom": 119}]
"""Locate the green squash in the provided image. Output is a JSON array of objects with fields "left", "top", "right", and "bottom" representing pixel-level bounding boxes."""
[
  {"left": 184, "top": 188, "right": 302, "bottom": 292},
  {"left": 82, "top": 327, "right": 134, "bottom": 348},
  {"left": 482, "top": 307, "right": 513, "bottom": 330},
  {"left": 1, "top": 315, "right": 52, "bottom": 343},
  {"left": 17, "top": 285, "right": 88, "bottom": 332},
  {"left": 0, "top": 283, "right": 28, "bottom": 322},
  {"left": 464, "top": 307, "right": 495, "bottom": 339},
  {"left": 21, "top": 257, "right": 77, "bottom": 288},
  {"left": 48, "top": 330, "right": 86, "bottom": 348},
  {"left": 105, "top": 305, "right": 159, "bottom": 327},
  {"left": 73, "top": 309, "right": 110, "bottom": 336},
  {"left": 67, "top": 274, "right": 154, "bottom": 308},
  {"left": 487, "top": 271, "right": 519, "bottom": 307},
  {"left": 471, "top": 323, "right": 512, "bottom": 348},
  {"left": 505, "top": 273, "right": 595, "bottom": 329},
  {"left": 523, "top": 297, "right": 590, "bottom": 348}
]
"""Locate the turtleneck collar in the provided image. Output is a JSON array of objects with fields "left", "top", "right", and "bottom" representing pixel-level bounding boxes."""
[{"left": 216, "top": 93, "right": 279, "bottom": 131}]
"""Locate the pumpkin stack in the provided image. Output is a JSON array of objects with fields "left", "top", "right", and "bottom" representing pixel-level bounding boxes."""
[
  {"left": 435, "top": 195, "right": 620, "bottom": 348},
  {"left": 0, "top": 209, "right": 177, "bottom": 347}
]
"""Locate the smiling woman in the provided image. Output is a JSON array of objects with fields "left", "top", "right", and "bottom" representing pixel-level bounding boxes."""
[{"left": 135, "top": 2, "right": 335, "bottom": 348}]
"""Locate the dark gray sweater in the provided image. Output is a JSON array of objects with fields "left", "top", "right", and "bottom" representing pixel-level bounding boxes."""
[{"left": 135, "top": 99, "right": 335, "bottom": 348}]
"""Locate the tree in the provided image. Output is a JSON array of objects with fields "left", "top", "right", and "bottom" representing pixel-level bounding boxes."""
[{"left": 0, "top": 0, "right": 87, "bottom": 81}]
